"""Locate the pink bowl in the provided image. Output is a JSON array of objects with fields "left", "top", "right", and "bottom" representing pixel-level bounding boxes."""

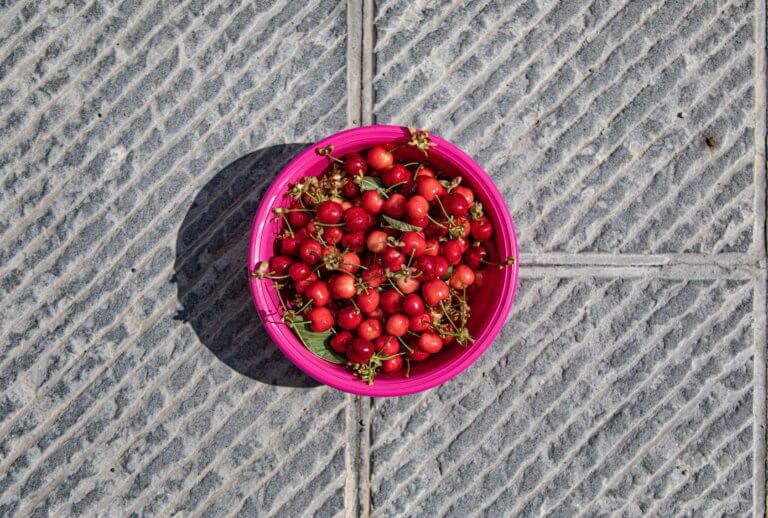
[{"left": 248, "top": 125, "right": 519, "bottom": 397}]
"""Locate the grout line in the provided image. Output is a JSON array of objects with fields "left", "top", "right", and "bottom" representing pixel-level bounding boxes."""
[
  {"left": 754, "top": 272, "right": 767, "bottom": 515},
  {"left": 755, "top": 0, "right": 767, "bottom": 262}
]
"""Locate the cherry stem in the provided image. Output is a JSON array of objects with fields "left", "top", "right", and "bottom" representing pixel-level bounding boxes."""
[
  {"left": 440, "top": 301, "right": 460, "bottom": 333},
  {"left": 388, "top": 278, "right": 405, "bottom": 296}
]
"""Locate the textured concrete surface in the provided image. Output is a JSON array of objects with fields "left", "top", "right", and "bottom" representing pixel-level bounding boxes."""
[{"left": 0, "top": 0, "right": 765, "bottom": 517}]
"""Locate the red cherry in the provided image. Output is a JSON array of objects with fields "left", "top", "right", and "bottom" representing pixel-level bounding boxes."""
[
  {"left": 380, "top": 290, "right": 403, "bottom": 314},
  {"left": 375, "top": 335, "right": 400, "bottom": 356},
  {"left": 450, "top": 264, "right": 475, "bottom": 289},
  {"left": 356, "top": 290, "right": 380, "bottom": 313},
  {"left": 307, "top": 306, "right": 333, "bottom": 332},
  {"left": 405, "top": 195, "right": 429, "bottom": 221},
  {"left": 322, "top": 226, "right": 343, "bottom": 245},
  {"left": 401, "top": 232, "right": 427, "bottom": 256},
  {"left": 344, "top": 153, "right": 367, "bottom": 176},
  {"left": 361, "top": 190, "right": 384, "bottom": 215},
  {"left": 422, "top": 279, "right": 450, "bottom": 306},
  {"left": 368, "top": 307, "right": 385, "bottom": 320},
  {"left": 346, "top": 338, "right": 375, "bottom": 364},
  {"left": 330, "top": 330, "right": 354, "bottom": 353},
  {"left": 305, "top": 280, "right": 330, "bottom": 306},
  {"left": 418, "top": 332, "right": 443, "bottom": 353},
  {"left": 330, "top": 273, "right": 356, "bottom": 299},
  {"left": 408, "top": 347, "right": 430, "bottom": 362},
  {"left": 316, "top": 200, "right": 343, "bottom": 224},
  {"left": 464, "top": 244, "right": 488, "bottom": 269},
  {"left": 444, "top": 192, "right": 469, "bottom": 217},
  {"left": 414, "top": 165, "right": 435, "bottom": 179},
  {"left": 342, "top": 178, "right": 360, "bottom": 198},
  {"left": 287, "top": 204, "right": 311, "bottom": 228},
  {"left": 361, "top": 265, "right": 386, "bottom": 288},
  {"left": 470, "top": 216, "right": 493, "bottom": 241},
  {"left": 366, "top": 230, "right": 388, "bottom": 253},
  {"left": 417, "top": 177, "right": 445, "bottom": 201},
  {"left": 279, "top": 234, "right": 302, "bottom": 256},
  {"left": 340, "top": 251, "right": 361, "bottom": 273},
  {"left": 268, "top": 255, "right": 292, "bottom": 275},
  {"left": 344, "top": 207, "right": 370, "bottom": 233},
  {"left": 337, "top": 306, "right": 364, "bottom": 330},
  {"left": 382, "top": 247, "right": 405, "bottom": 271},
  {"left": 433, "top": 256, "right": 449, "bottom": 278},
  {"left": 396, "top": 275, "right": 420, "bottom": 294},
  {"left": 441, "top": 240, "right": 463, "bottom": 265},
  {"left": 409, "top": 313, "right": 431, "bottom": 332},
  {"left": 299, "top": 238, "right": 323, "bottom": 265},
  {"left": 453, "top": 185, "right": 475, "bottom": 205},
  {"left": 382, "top": 193, "right": 407, "bottom": 218},
  {"left": 357, "top": 319, "right": 382, "bottom": 341},
  {"left": 424, "top": 239, "right": 439, "bottom": 256},
  {"left": 425, "top": 220, "right": 448, "bottom": 239},
  {"left": 385, "top": 314, "right": 409, "bottom": 337},
  {"left": 382, "top": 164, "right": 411, "bottom": 187},
  {"left": 295, "top": 273, "right": 318, "bottom": 294},
  {"left": 402, "top": 294, "right": 425, "bottom": 316},
  {"left": 382, "top": 356, "right": 404, "bottom": 373},
  {"left": 341, "top": 231, "right": 366, "bottom": 252},
  {"left": 367, "top": 145, "right": 394, "bottom": 170},
  {"left": 288, "top": 262, "right": 312, "bottom": 282}
]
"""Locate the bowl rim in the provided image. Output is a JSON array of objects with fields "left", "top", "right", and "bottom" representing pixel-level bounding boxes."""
[{"left": 248, "top": 125, "right": 519, "bottom": 397}]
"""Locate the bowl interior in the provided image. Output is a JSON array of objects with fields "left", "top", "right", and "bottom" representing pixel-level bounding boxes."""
[{"left": 249, "top": 126, "right": 518, "bottom": 396}]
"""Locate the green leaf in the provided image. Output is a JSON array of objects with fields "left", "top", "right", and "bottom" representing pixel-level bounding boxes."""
[
  {"left": 441, "top": 265, "right": 453, "bottom": 281},
  {"left": 381, "top": 214, "right": 422, "bottom": 232},
  {"left": 292, "top": 322, "right": 345, "bottom": 364},
  {"left": 359, "top": 176, "right": 386, "bottom": 194}
]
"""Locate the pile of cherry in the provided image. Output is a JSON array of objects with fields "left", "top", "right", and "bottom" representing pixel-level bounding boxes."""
[{"left": 252, "top": 128, "right": 513, "bottom": 384}]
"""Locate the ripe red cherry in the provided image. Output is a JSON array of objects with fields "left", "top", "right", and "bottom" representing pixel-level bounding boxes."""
[
  {"left": 268, "top": 255, "right": 292, "bottom": 275},
  {"left": 375, "top": 335, "right": 399, "bottom": 356},
  {"left": 418, "top": 332, "right": 443, "bottom": 353},
  {"left": 406, "top": 195, "right": 429, "bottom": 220},
  {"left": 361, "top": 190, "right": 384, "bottom": 215},
  {"left": 361, "top": 265, "right": 386, "bottom": 288},
  {"left": 342, "top": 177, "right": 360, "bottom": 198},
  {"left": 287, "top": 204, "right": 311, "bottom": 229},
  {"left": 382, "top": 356, "right": 403, "bottom": 373},
  {"left": 305, "top": 280, "right": 330, "bottom": 306},
  {"left": 295, "top": 273, "right": 318, "bottom": 294},
  {"left": 402, "top": 293, "right": 425, "bottom": 316},
  {"left": 288, "top": 262, "right": 312, "bottom": 282},
  {"left": 453, "top": 185, "right": 475, "bottom": 205},
  {"left": 382, "top": 164, "right": 411, "bottom": 187},
  {"left": 425, "top": 220, "right": 448, "bottom": 239},
  {"left": 424, "top": 239, "right": 439, "bottom": 256},
  {"left": 357, "top": 319, "right": 382, "bottom": 341},
  {"left": 395, "top": 275, "right": 420, "bottom": 294},
  {"left": 444, "top": 192, "right": 469, "bottom": 217},
  {"left": 409, "top": 313, "right": 431, "bottom": 332},
  {"left": 385, "top": 314, "right": 409, "bottom": 337},
  {"left": 299, "top": 238, "right": 323, "bottom": 265},
  {"left": 382, "top": 247, "right": 405, "bottom": 271},
  {"left": 279, "top": 234, "right": 302, "bottom": 256},
  {"left": 344, "top": 207, "right": 371, "bottom": 233},
  {"left": 441, "top": 240, "right": 463, "bottom": 265},
  {"left": 471, "top": 216, "right": 493, "bottom": 241},
  {"left": 317, "top": 200, "right": 343, "bottom": 224},
  {"left": 341, "top": 231, "right": 366, "bottom": 252},
  {"left": 380, "top": 290, "right": 403, "bottom": 314},
  {"left": 330, "top": 330, "right": 354, "bottom": 353},
  {"left": 366, "top": 230, "right": 388, "bottom": 253},
  {"left": 344, "top": 153, "right": 367, "bottom": 176},
  {"left": 450, "top": 264, "right": 475, "bottom": 289},
  {"left": 346, "top": 338, "right": 375, "bottom": 364},
  {"left": 330, "top": 273, "right": 356, "bottom": 299},
  {"left": 337, "top": 306, "right": 364, "bottom": 330},
  {"left": 417, "top": 177, "right": 445, "bottom": 201},
  {"left": 340, "top": 251, "right": 361, "bottom": 274},
  {"left": 422, "top": 279, "right": 450, "bottom": 306},
  {"left": 367, "top": 145, "right": 394, "bottom": 170},
  {"left": 464, "top": 244, "right": 488, "bottom": 269},
  {"left": 368, "top": 307, "right": 385, "bottom": 320},
  {"left": 433, "top": 256, "right": 449, "bottom": 278},
  {"left": 322, "top": 226, "right": 343, "bottom": 245},
  {"left": 414, "top": 165, "right": 435, "bottom": 179},
  {"left": 401, "top": 232, "right": 427, "bottom": 256},
  {"left": 382, "top": 193, "right": 407, "bottom": 218},
  {"left": 356, "top": 290, "right": 380, "bottom": 313},
  {"left": 307, "top": 306, "right": 333, "bottom": 332},
  {"left": 408, "top": 347, "right": 430, "bottom": 361},
  {"left": 413, "top": 255, "right": 436, "bottom": 280}
]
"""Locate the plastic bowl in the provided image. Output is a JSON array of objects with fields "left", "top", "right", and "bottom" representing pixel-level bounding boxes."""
[{"left": 248, "top": 125, "right": 519, "bottom": 397}]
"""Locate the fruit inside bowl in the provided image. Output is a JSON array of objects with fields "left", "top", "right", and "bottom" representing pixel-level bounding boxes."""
[{"left": 248, "top": 125, "right": 519, "bottom": 397}]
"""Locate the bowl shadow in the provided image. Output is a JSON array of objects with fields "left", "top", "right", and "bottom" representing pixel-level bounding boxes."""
[{"left": 173, "top": 143, "right": 321, "bottom": 388}]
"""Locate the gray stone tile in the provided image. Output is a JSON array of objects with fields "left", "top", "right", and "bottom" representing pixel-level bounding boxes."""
[
  {"left": 370, "top": 275, "right": 758, "bottom": 516},
  {"left": 0, "top": 1, "right": 351, "bottom": 516},
  {"left": 372, "top": 0, "right": 758, "bottom": 255}
]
